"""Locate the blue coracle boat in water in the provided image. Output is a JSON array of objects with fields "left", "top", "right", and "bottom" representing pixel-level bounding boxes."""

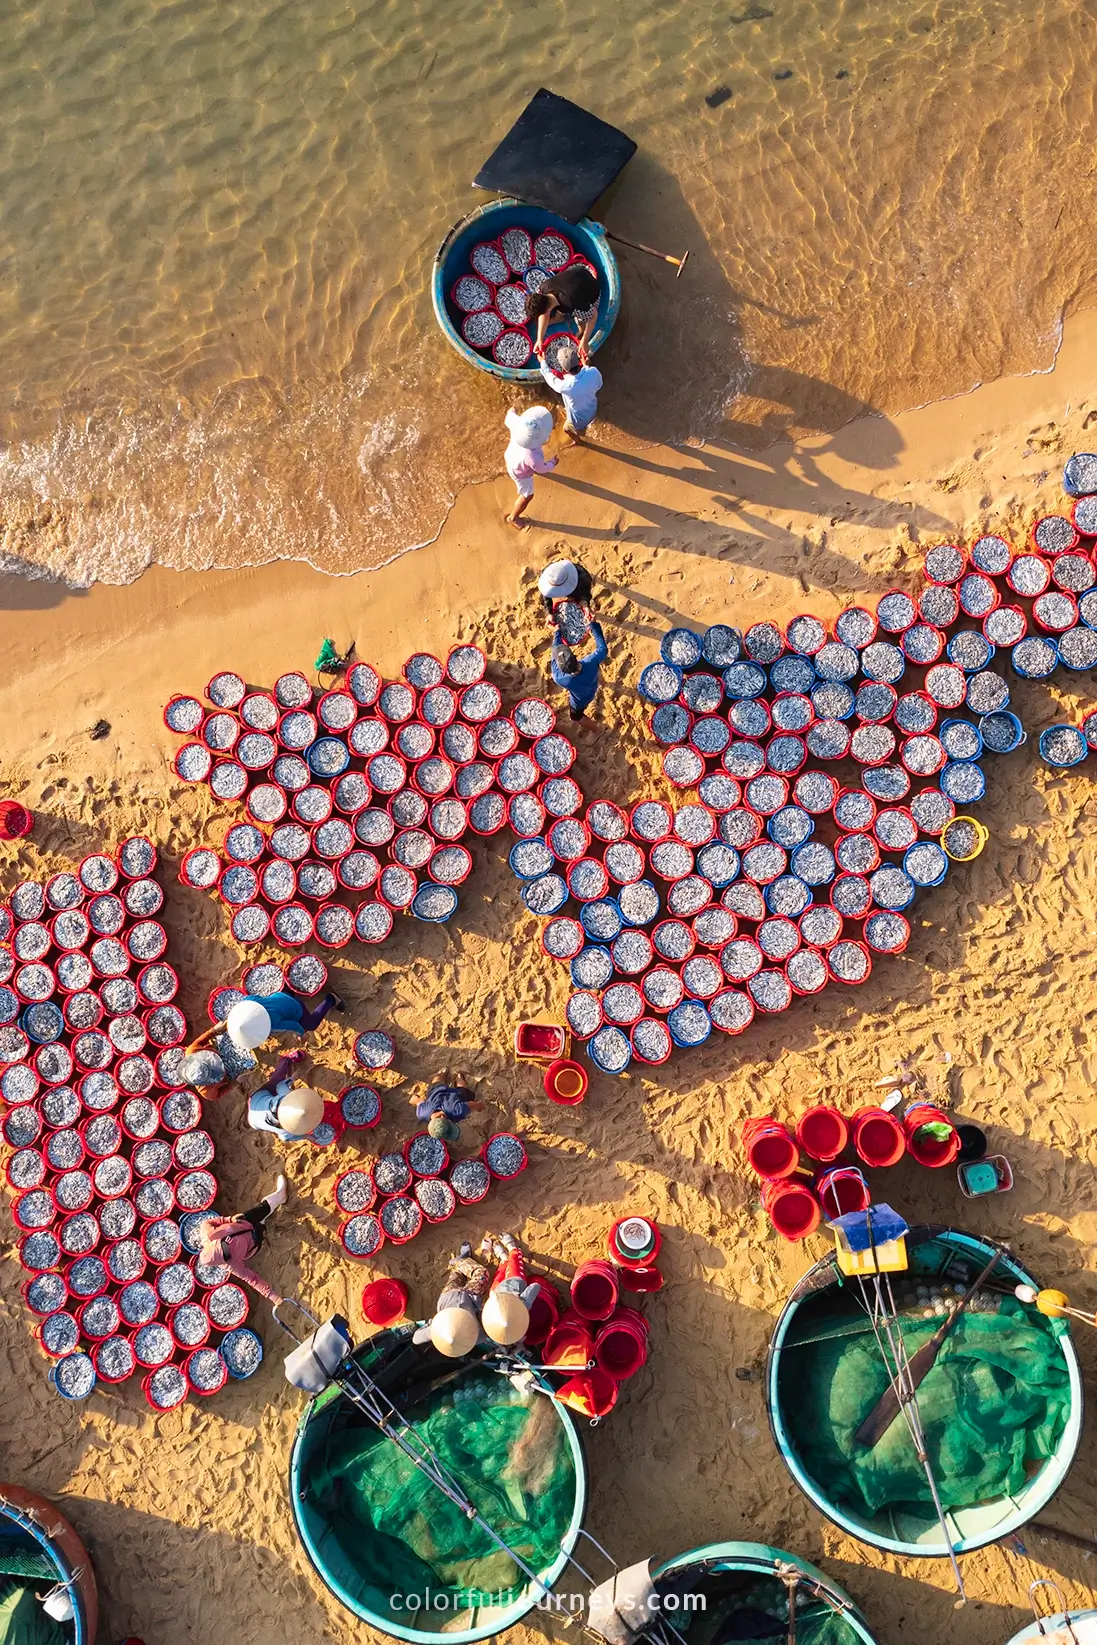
[{"left": 432, "top": 197, "right": 621, "bottom": 383}]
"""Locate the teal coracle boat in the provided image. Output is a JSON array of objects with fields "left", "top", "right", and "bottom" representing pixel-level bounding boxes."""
[
  {"left": 646, "top": 1542, "right": 878, "bottom": 1645},
  {"left": 432, "top": 198, "right": 621, "bottom": 383},
  {"left": 766, "top": 1227, "right": 1084, "bottom": 1557},
  {"left": 289, "top": 1328, "right": 587, "bottom": 1644}
]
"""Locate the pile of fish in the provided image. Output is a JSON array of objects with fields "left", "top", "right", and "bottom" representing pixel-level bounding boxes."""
[
  {"left": 449, "top": 226, "right": 588, "bottom": 369},
  {"left": 0, "top": 838, "right": 262, "bottom": 1403},
  {"left": 510, "top": 475, "right": 1097, "bottom": 1073},
  {"left": 335, "top": 1133, "right": 523, "bottom": 1258},
  {"left": 165, "top": 651, "right": 569, "bottom": 962}
]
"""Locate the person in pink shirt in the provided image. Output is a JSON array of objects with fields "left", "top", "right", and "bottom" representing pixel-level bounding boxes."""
[
  {"left": 198, "top": 1175, "right": 288, "bottom": 1306},
  {"left": 504, "top": 405, "right": 556, "bottom": 529}
]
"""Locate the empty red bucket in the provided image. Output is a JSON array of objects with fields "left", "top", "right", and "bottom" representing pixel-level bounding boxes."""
[
  {"left": 796, "top": 1105, "right": 848, "bottom": 1163},
  {"left": 851, "top": 1106, "right": 906, "bottom": 1168},
  {"left": 0, "top": 802, "right": 33, "bottom": 840},
  {"left": 361, "top": 1278, "right": 409, "bottom": 1327},
  {"left": 543, "top": 1316, "right": 594, "bottom": 1369},
  {"left": 570, "top": 1260, "right": 620, "bottom": 1321},
  {"left": 761, "top": 1178, "right": 821, "bottom": 1241},
  {"left": 741, "top": 1117, "right": 800, "bottom": 1180},
  {"left": 593, "top": 1314, "right": 648, "bottom": 1381},
  {"left": 815, "top": 1165, "right": 871, "bottom": 1219},
  {"left": 903, "top": 1102, "right": 961, "bottom": 1168},
  {"left": 525, "top": 1279, "right": 562, "bottom": 1346}
]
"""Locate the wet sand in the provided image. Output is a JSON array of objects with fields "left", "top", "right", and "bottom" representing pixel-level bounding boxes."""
[{"left": 2, "top": 310, "right": 1097, "bottom": 1641}]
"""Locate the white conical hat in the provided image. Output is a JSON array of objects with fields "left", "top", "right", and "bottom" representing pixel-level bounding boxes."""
[
  {"left": 538, "top": 560, "right": 579, "bottom": 598},
  {"left": 505, "top": 406, "right": 553, "bottom": 449},
  {"left": 226, "top": 999, "right": 272, "bottom": 1049},
  {"left": 481, "top": 1289, "right": 530, "bottom": 1346},
  {"left": 429, "top": 1306, "right": 480, "bottom": 1358}
]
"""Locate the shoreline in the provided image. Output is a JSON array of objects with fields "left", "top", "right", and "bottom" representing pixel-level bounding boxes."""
[{"left": 2, "top": 307, "right": 1097, "bottom": 1645}]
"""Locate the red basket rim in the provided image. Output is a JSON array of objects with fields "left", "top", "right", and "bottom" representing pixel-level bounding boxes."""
[
  {"left": 259, "top": 861, "right": 298, "bottom": 905},
  {"left": 354, "top": 902, "right": 395, "bottom": 943},
  {"left": 394, "top": 720, "right": 438, "bottom": 761},
  {"left": 492, "top": 327, "right": 534, "bottom": 368},
  {"left": 923, "top": 545, "right": 969, "bottom": 585},
  {"left": 1033, "top": 514, "right": 1081, "bottom": 554},
  {"left": 422, "top": 688, "right": 460, "bottom": 730},
  {"left": 449, "top": 274, "right": 494, "bottom": 314},
  {"left": 640, "top": 965, "right": 687, "bottom": 1014},
  {"left": 652, "top": 919, "right": 697, "bottom": 963},
  {"left": 336, "top": 851, "right": 380, "bottom": 892},
  {"left": 116, "top": 836, "right": 157, "bottom": 880},
  {"left": 465, "top": 797, "right": 508, "bottom": 837},
  {"left": 312, "top": 902, "right": 355, "bottom": 949},
  {"left": 628, "top": 801, "right": 674, "bottom": 844},
  {"left": 184, "top": 1347, "right": 228, "bottom": 1395},
  {"left": 93, "top": 1336, "right": 136, "bottom": 1382},
  {"left": 894, "top": 691, "right": 939, "bottom": 733},
  {"left": 141, "top": 1367, "right": 188, "bottom": 1409},
  {"left": 377, "top": 1195, "right": 423, "bottom": 1244},
  {"left": 22, "top": 1272, "right": 70, "bottom": 1313},
  {"left": 168, "top": 1301, "right": 212, "bottom": 1348},
  {"left": 403, "top": 1132, "right": 450, "bottom": 1178},
  {"left": 270, "top": 904, "right": 316, "bottom": 946},
  {"left": 566, "top": 994, "right": 605, "bottom": 1039},
  {"left": 412, "top": 757, "right": 457, "bottom": 799},
  {"left": 826, "top": 940, "right": 873, "bottom": 985},
  {"left": 629, "top": 1020, "right": 674, "bottom": 1064},
  {"left": 339, "top": 1216, "right": 386, "bottom": 1259},
  {"left": 871, "top": 806, "right": 918, "bottom": 850},
  {"left": 200, "top": 709, "right": 241, "bottom": 754},
  {"left": 865, "top": 912, "right": 912, "bottom": 953},
  {"left": 481, "top": 1134, "right": 528, "bottom": 1180},
  {"left": 276, "top": 707, "right": 319, "bottom": 752},
  {"left": 584, "top": 799, "right": 629, "bottom": 841},
  {"left": 1032, "top": 590, "right": 1079, "bottom": 632},
  {"left": 179, "top": 846, "right": 223, "bottom": 889}
]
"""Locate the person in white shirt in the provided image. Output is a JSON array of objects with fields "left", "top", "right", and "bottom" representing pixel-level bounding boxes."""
[
  {"left": 536, "top": 341, "right": 602, "bottom": 443},
  {"left": 503, "top": 405, "right": 557, "bottom": 529}
]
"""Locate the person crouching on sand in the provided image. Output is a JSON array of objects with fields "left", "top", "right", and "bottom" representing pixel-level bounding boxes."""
[
  {"left": 198, "top": 1176, "right": 288, "bottom": 1306},
  {"left": 504, "top": 406, "right": 556, "bottom": 530},
  {"left": 536, "top": 340, "right": 602, "bottom": 443}
]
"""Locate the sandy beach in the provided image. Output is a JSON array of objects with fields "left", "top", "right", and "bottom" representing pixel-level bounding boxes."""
[{"left": 1, "top": 307, "right": 1097, "bottom": 1642}]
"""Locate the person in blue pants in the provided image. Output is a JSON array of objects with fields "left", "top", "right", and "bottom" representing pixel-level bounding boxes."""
[
  {"left": 184, "top": 989, "right": 344, "bottom": 1082},
  {"left": 550, "top": 619, "right": 608, "bottom": 723}
]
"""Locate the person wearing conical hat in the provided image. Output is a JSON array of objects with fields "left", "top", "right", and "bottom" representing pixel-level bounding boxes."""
[
  {"left": 503, "top": 406, "right": 557, "bottom": 530},
  {"left": 481, "top": 1233, "right": 541, "bottom": 1347},
  {"left": 412, "top": 1243, "right": 493, "bottom": 1358},
  {"left": 246, "top": 1050, "right": 332, "bottom": 1144},
  {"left": 538, "top": 558, "right": 593, "bottom": 618}
]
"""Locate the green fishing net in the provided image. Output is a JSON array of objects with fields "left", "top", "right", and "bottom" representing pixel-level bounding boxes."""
[
  {"left": 665, "top": 1572, "right": 865, "bottom": 1645},
  {"left": 782, "top": 1294, "right": 1070, "bottom": 1518},
  {"left": 313, "top": 1375, "right": 577, "bottom": 1616},
  {"left": 0, "top": 1580, "right": 68, "bottom": 1645}
]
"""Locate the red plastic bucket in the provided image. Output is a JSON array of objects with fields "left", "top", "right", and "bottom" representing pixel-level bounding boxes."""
[
  {"left": 741, "top": 1117, "right": 799, "bottom": 1180},
  {"left": 554, "top": 1368, "right": 619, "bottom": 1420},
  {"left": 543, "top": 1316, "right": 595, "bottom": 1370},
  {"left": 761, "top": 1178, "right": 821, "bottom": 1241},
  {"left": 593, "top": 1314, "right": 648, "bottom": 1381},
  {"left": 361, "top": 1278, "right": 409, "bottom": 1327},
  {"left": 0, "top": 802, "right": 33, "bottom": 840},
  {"left": 851, "top": 1106, "right": 906, "bottom": 1168},
  {"left": 544, "top": 1059, "right": 588, "bottom": 1104},
  {"left": 795, "top": 1105, "right": 848, "bottom": 1163},
  {"left": 815, "top": 1165, "right": 871, "bottom": 1219},
  {"left": 903, "top": 1102, "right": 961, "bottom": 1168},
  {"left": 524, "top": 1278, "right": 561, "bottom": 1347},
  {"left": 570, "top": 1260, "right": 620, "bottom": 1322}
]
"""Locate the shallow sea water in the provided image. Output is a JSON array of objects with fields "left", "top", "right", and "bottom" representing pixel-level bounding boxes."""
[{"left": 0, "top": 0, "right": 1093, "bottom": 583}]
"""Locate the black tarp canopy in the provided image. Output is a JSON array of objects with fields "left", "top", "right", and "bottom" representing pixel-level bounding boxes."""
[{"left": 473, "top": 90, "right": 636, "bottom": 224}]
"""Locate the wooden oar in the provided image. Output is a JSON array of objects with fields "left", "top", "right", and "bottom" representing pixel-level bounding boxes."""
[
  {"left": 604, "top": 229, "right": 690, "bottom": 278},
  {"left": 854, "top": 1251, "right": 1002, "bottom": 1448}
]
